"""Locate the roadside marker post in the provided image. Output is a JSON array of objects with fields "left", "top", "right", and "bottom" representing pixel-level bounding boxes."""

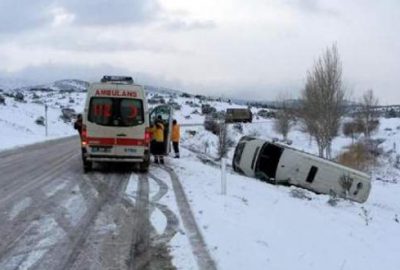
[
  {"left": 45, "top": 104, "right": 48, "bottom": 137},
  {"left": 221, "top": 158, "right": 227, "bottom": 195}
]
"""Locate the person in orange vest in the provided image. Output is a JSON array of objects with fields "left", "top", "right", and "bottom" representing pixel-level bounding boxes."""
[
  {"left": 150, "top": 115, "right": 165, "bottom": 164},
  {"left": 171, "top": 119, "right": 180, "bottom": 158}
]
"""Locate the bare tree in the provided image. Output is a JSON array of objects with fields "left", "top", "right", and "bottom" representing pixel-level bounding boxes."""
[
  {"left": 274, "top": 93, "right": 293, "bottom": 141},
  {"left": 358, "top": 89, "right": 379, "bottom": 138},
  {"left": 300, "top": 44, "right": 346, "bottom": 158}
]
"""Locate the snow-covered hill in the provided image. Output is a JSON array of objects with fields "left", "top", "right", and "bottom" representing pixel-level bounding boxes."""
[{"left": 1, "top": 82, "right": 399, "bottom": 269}]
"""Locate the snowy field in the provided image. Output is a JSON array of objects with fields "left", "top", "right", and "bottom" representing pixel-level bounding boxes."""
[
  {"left": 0, "top": 91, "right": 85, "bottom": 150},
  {"left": 1, "top": 85, "right": 400, "bottom": 269}
]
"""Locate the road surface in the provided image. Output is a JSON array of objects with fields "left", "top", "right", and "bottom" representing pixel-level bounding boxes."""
[{"left": 0, "top": 136, "right": 216, "bottom": 270}]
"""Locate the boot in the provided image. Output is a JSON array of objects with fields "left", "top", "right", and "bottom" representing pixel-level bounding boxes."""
[{"left": 160, "top": 156, "right": 165, "bottom": 164}]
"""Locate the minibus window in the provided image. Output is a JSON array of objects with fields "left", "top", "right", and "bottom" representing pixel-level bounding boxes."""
[
  {"left": 89, "top": 98, "right": 144, "bottom": 126},
  {"left": 306, "top": 166, "right": 318, "bottom": 183}
]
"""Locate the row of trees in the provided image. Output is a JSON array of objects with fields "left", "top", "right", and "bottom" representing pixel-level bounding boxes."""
[{"left": 274, "top": 44, "right": 379, "bottom": 159}]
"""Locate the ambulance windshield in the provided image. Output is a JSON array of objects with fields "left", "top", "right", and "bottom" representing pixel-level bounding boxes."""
[{"left": 88, "top": 97, "right": 144, "bottom": 126}]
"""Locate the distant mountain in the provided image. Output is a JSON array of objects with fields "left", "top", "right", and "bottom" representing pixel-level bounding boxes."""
[
  {"left": 0, "top": 79, "right": 89, "bottom": 93},
  {"left": 52, "top": 80, "right": 89, "bottom": 92},
  {"left": 1, "top": 78, "right": 276, "bottom": 106},
  {"left": 0, "top": 77, "right": 38, "bottom": 91},
  {"left": 26, "top": 79, "right": 89, "bottom": 93},
  {"left": 144, "top": 85, "right": 184, "bottom": 96}
]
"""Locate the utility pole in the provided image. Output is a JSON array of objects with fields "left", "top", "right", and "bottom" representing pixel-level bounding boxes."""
[{"left": 45, "top": 104, "right": 48, "bottom": 137}]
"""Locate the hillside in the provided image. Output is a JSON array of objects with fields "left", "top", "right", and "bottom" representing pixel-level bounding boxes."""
[{"left": 0, "top": 83, "right": 399, "bottom": 269}]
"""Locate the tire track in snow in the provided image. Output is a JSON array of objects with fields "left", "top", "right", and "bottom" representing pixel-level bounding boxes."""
[
  {"left": 148, "top": 173, "right": 179, "bottom": 245},
  {"left": 0, "top": 150, "right": 79, "bottom": 208},
  {"left": 0, "top": 155, "right": 81, "bottom": 260},
  {"left": 57, "top": 173, "right": 130, "bottom": 270},
  {"left": 130, "top": 174, "right": 151, "bottom": 270},
  {"left": 162, "top": 166, "right": 218, "bottom": 270},
  {"left": 128, "top": 173, "right": 177, "bottom": 270}
]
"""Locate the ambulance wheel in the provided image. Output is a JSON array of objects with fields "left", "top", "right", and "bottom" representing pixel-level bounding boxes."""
[
  {"left": 139, "top": 154, "right": 150, "bottom": 173},
  {"left": 139, "top": 161, "right": 149, "bottom": 173},
  {"left": 83, "top": 160, "right": 92, "bottom": 173}
]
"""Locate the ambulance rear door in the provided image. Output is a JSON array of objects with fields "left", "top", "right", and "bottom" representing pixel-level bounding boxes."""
[{"left": 149, "top": 105, "right": 174, "bottom": 155}]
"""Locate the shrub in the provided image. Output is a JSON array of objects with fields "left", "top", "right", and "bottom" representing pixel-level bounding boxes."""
[
  {"left": 204, "top": 117, "right": 221, "bottom": 135},
  {"left": 201, "top": 104, "right": 217, "bottom": 114},
  {"left": 343, "top": 118, "right": 379, "bottom": 139},
  {"left": 336, "top": 142, "right": 378, "bottom": 171},
  {"left": 35, "top": 116, "right": 45, "bottom": 126},
  {"left": 0, "top": 95, "right": 5, "bottom": 105},
  {"left": 233, "top": 123, "right": 243, "bottom": 133},
  {"left": 14, "top": 92, "right": 24, "bottom": 102},
  {"left": 180, "top": 92, "right": 191, "bottom": 98}
]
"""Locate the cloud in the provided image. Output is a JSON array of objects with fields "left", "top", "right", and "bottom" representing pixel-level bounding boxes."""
[
  {"left": 16, "top": 29, "right": 180, "bottom": 53},
  {"left": 0, "top": 63, "right": 130, "bottom": 84},
  {"left": 283, "top": 0, "right": 340, "bottom": 16},
  {"left": 162, "top": 19, "right": 217, "bottom": 31},
  {"left": 0, "top": 0, "right": 160, "bottom": 34},
  {"left": 0, "top": 0, "right": 54, "bottom": 33},
  {"left": 61, "top": 0, "right": 161, "bottom": 26}
]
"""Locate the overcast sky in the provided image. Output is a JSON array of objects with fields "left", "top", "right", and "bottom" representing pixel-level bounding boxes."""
[{"left": 0, "top": 0, "right": 399, "bottom": 103}]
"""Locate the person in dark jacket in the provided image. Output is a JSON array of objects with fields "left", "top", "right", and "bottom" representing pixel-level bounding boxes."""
[{"left": 74, "top": 114, "right": 83, "bottom": 137}]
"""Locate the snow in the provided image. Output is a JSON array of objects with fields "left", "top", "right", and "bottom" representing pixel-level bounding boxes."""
[
  {"left": 167, "top": 147, "right": 400, "bottom": 270},
  {"left": 63, "top": 185, "right": 88, "bottom": 226},
  {"left": 42, "top": 180, "right": 68, "bottom": 197},
  {"left": 149, "top": 166, "right": 199, "bottom": 270},
  {"left": 8, "top": 197, "right": 32, "bottom": 220},
  {"left": 2, "top": 83, "right": 400, "bottom": 269},
  {"left": 0, "top": 92, "right": 85, "bottom": 151},
  {"left": 0, "top": 216, "right": 66, "bottom": 270},
  {"left": 126, "top": 174, "right": 139, "bottom": 203}
]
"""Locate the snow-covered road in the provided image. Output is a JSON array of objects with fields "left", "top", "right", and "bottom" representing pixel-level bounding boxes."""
[
  {"left": 0, "top": 137, "right": 215, "bottom": 270},
  {"left": 1, "top": 119, "right": 400, "bottom": 270}
]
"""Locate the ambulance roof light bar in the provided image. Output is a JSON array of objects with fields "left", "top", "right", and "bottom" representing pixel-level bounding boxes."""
[{"left": 101, "top": 75, "right": 134, "bottom": 84}]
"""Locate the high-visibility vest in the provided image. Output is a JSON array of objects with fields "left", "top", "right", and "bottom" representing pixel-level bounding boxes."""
[
  {"left": 171, "top": 124, "right": 180, "bottom": 142},
  {"left": 151, "top": 123, "right": 164, "bottom": 142}
]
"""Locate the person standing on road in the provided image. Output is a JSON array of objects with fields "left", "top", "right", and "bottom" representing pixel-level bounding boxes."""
[
  {"left": 74, "top": 114, "right": 83, "bottom": 137},
  {"left": 171, "top": 119, "right": 180, "bottom": 158},
  {"left": 150, "top": 115, "right": 165, "bottom": 164}
]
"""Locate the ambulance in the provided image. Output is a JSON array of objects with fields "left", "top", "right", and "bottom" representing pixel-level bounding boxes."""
[{"left": 81, "top": 76, "right": 152, "bottom": 172}]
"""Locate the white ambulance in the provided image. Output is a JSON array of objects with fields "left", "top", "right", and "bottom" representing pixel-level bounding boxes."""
[{"left": 81, "top": 76, "right": 152, "bottom": 172}]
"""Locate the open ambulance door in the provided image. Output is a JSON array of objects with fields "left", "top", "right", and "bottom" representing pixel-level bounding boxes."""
[{"left": 149, "top": 105, "right": 174, "bottom": 155}]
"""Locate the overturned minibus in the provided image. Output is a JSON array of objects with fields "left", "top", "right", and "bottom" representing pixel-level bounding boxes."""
[{"left": 232, "top": 136, "right": 371, "bottom": 203}]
